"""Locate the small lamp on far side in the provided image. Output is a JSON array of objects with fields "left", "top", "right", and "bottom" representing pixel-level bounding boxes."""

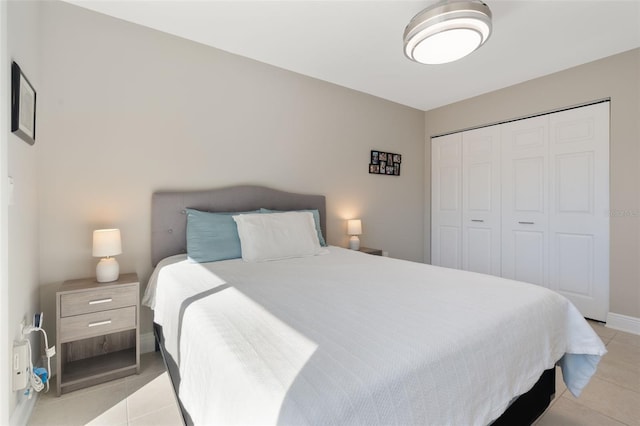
[
  {"left": 347, "top": 219, "right": 362, "bottom": 250},
  {"left": 93, "top": 229, "right": 122, "bottom": 283}
]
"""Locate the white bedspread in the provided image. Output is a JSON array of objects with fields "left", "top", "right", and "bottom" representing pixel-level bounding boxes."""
[{"left": 143, "top": 247, "right": 606, "bottom": 426}]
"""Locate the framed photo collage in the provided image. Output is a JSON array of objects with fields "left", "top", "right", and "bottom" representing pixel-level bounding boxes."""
[{"left": 369, "top": 150, "right": 401, "bottom": 176}]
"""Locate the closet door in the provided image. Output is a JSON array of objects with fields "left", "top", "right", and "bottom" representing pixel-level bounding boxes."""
[
  {"left": 501, "top": 116, "right": 550, "bottom": 287},
  {"left": 548, "top": 102, "right": 609, "bottom": 321},
  {"left": 431, "top": 134, "right": 462, "bottom": 269},
  {"left": 462, "top": 126, "right": 501, "bottom": 275}
]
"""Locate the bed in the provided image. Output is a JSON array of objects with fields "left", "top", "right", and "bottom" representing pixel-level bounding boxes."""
[{"left": 143, "top": 185, "right": 606, "bottom": 426}]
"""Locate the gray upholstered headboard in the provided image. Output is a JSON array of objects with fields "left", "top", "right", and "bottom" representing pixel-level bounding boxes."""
[{"left": 151, "top": 185, "right": 327, "bottom": 266}]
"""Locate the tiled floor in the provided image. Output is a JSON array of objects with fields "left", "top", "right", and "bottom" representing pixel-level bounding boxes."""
[
  {"left": 27, "top": 322, "right": 639, "bottom": 426},
  {"left": 28, "top": 352, "right": 184, "bottom": 426},
  {"left": 535, "top": 321, "right": 640, "bottom": 426}
]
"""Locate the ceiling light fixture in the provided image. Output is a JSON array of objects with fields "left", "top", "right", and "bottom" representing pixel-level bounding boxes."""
[{"left": 403, "top": 0, "right": 492, "bottom": 65}]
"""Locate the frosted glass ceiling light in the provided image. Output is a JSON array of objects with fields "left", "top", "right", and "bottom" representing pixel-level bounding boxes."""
[{"left": 404, "top": 1, "right": 492, "bottom": 65}]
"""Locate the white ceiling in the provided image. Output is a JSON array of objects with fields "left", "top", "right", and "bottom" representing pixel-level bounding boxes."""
[{"left": 65, "top": 0, "right": 640, "bottom": 111}]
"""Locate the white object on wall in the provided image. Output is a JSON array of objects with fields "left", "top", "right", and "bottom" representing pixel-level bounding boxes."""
[
  {"left": 8, "top": 176, "right": 14, "bottom": 206},
  {"left": 12, "top": 341, "right": 28, "bottom": 391}
]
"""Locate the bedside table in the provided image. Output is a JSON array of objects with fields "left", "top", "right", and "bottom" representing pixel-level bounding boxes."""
[
  {"left": 359, "top": 247, "right": 383, "bottom": 256},
  {"left": 56, "top": 273, "right": 140, "bottom": 396}
]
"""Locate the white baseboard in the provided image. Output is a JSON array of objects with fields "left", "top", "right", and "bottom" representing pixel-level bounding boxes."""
[
  {"left": 141, "top": 332, "right": 156, "bottom": 354},
  {"left": 606, "top": 312, "right": 640, "bottom": 335},
  {"left": 9, "top": 391, "right": 38, "bottom": 426}
]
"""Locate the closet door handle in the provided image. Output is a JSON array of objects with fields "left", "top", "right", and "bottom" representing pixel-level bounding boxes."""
[
  {"left": 471, "top": 219, "right": 484, "bottom": 222},
  {"left": 518, "top": 221, "right": 535, "bottom": 225}
]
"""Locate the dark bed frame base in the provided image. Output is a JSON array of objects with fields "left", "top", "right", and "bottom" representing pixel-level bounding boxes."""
[
  {"left": 154, "top": 323, "right": 555, "bottom": 426},
  {"left": 491, "top": 368, "right": 555, "bottom": 425},
  {"left": 154, "top": 323, "right": 193, "bottom": 426}
]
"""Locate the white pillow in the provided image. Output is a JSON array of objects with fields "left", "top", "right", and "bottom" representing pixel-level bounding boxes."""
[{"left": 233, "top": 211, "right": 322, "bottom": 262}]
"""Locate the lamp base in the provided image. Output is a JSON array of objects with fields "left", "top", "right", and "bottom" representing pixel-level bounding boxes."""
[
  {"left": 349, "top": 236, "right": 360, "bottom": 250},
  {"left": 96, "top": 257, "right": 119, "bottom": 283}
]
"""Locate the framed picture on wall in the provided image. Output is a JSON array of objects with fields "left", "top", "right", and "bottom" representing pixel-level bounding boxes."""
[
  {"left": 11, "top": 61, "right": 36, "bottom": 145},
  {"left": 369, "top": 150, "right": 401, "bottom": 176}
]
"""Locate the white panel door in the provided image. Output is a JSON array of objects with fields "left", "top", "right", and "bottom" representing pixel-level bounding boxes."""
[
  {"left": 548, "top": 102, "right": 609, "bottom": 321},
  {"left": 501, "top": 116, "right": 550, "bottom": 287},
  {"left": 462, "top": 126, "right": 501, "bottom": 275},
  {"left": 431, "top": 134, "right": 462, "bottom": 269}
]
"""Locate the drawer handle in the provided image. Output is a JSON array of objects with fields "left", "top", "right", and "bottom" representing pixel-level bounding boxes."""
[
  {"left": 518, "top": 221, "right": 535, "bottom": 225},
  {"left": 88, "top": 320, "right": 112, "bottom": 328},
  {"left": 471, "top": 219, "right": 484, "bottom": 222},
  {"left": 89, "top": 298, "right": 113, "bottom": 305}
]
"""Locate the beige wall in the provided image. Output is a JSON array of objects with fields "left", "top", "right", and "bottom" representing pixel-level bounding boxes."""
[
  {"left": 6, "top": 0, "right": 41, "bottom": 420},
  {"left": 36, "top": 1, "right": 425, "bottom": 340},
  {"left": 424, "top": 48, "right": 640, "bottom": 319}
]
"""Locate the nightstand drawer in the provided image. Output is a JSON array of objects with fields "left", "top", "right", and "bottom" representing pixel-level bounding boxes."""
[
  {"left": 60, "top": 285, "right": 137, "bottom": 317},
  {"left": 59, "top": 306, "right": 136, "bottom": 342},
  {"left": 56, "top": 273, "right": 140, "bottom": 396}
]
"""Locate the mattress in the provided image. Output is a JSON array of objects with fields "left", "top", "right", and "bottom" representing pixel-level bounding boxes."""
[{"left": 143, "top": 246, "right": 606, "bottom": 426}]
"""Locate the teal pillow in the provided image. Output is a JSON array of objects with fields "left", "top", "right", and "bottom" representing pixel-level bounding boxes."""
[
  {"left": 259, "top": 208, "right": 327, "bottom": 247},
  {"left": 186, "top": 209, "right": 258, "bottom": 263}
]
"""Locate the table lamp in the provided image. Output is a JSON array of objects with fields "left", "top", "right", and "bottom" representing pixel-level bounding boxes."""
[
  {"left": 93, "top": 229, "right": 122, "bottom": 283},
  {"left": 347, "top": 219, "right": 362, "bottom": 250}
]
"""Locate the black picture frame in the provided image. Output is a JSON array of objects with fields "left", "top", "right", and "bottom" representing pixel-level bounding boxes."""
[
  {"left": 371, "top": 151, "right": 379, "bottom": 165},
  {"left": 369, "top": 150, "right": 401, "bottom": 176},
  {"left": 11, "top": 61, "right": 36, "bottom": 145}
]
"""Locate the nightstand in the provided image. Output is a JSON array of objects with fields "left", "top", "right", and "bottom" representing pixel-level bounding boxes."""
[
  {"left": 359, "top": 247, "right": 383, "bottom": 256},
  {"left": 56, "top": 273, "right": 140, "bottom": 396}
]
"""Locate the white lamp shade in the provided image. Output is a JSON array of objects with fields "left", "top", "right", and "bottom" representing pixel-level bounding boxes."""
[
  {"left": 347, "top": 219, "right": 362, "bottom": 236},
  {"left": 92, "top": 229, "right": 122, "bottom": 257}
]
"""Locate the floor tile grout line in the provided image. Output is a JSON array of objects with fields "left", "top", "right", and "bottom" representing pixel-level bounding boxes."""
[
  {"left": 597, "top": 354, "right": 640, "bottom": 371},
  {"left": 594, "top": 373, "right": 640, "bottom": 394},
  {"left": 37, "top": 378, "right": 129, "bottom": 405},
  {"left": 125, "top": 394, "right": 176, "bottom": 423},
  {"left": 552, "top": 387, "right": 566, "bottom": 403},
  {"left": 560, "top": 393, "right": 632, "bottom": 426},
  {"left": 563, "top": 375, "right": 639, "bottom": 426},
  {"left": 607, "top": 339, "right": 640, "bottom": 351},
  {"left": 126, "top": 402, "right": 180, "bottom": 424}
]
